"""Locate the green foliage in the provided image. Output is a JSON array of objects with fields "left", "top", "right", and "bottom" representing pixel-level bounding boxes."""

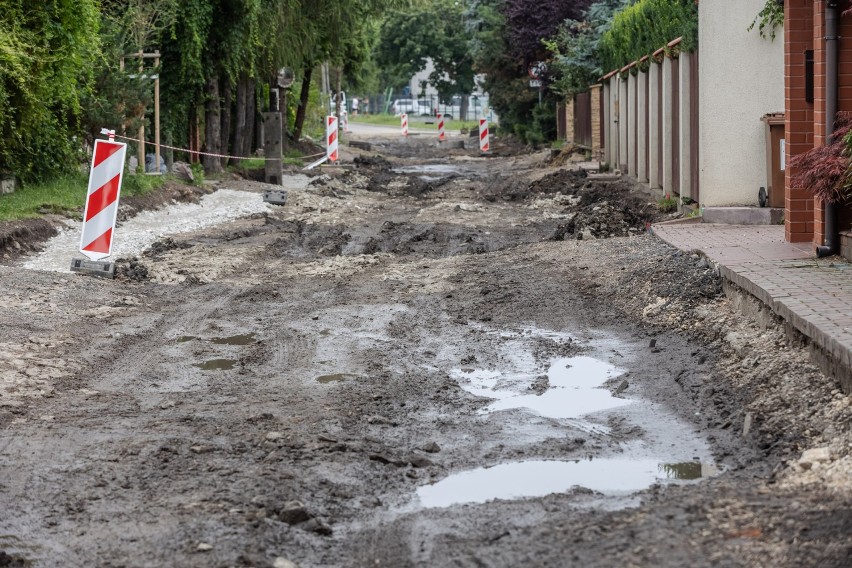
[
  {"left": 598, "top": 0, "right": 698, "bottom": 73},
  {"left": 657, "top": 193, "right": 678, "bottom": 213},
  {"left": 545, "top": 0, "right": 628, "bottom": 97},
  {"left": 0, "top": 174, "right": 86, "bottom": 220},
  {"left": 79, "top": 14, "right": 153, "bottom": 144},
  {"left": 467, "top": 0, "right": 537, "bottom": 135},
  {"left": 0, "top": 0, "right": 101, "bottom": 183},
  {"left": 748, "top": 1, "right": 784, "bottom": 41},
  {"left": 190, "top": 163, "right": 206, "bottom": 187},
  {"left": 377, "top": 0, "right": 476, "bottom": 99},
  {"left": 0, "top": 171, "right": 160, "bottom": 221},
  {"left": 123, "top": 172, "right": 165, "bottom": 196}
]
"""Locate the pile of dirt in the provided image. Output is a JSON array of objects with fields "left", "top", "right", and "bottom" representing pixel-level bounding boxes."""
[
  {"left": 0, "top": 219, "right": 59, "bottom": 261},
  {"left": 353, "top": 155, "right": 392, "bottom": 170}
]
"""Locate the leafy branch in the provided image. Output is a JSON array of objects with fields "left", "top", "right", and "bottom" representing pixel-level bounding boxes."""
[{"left": 748, "top": 0, "right": 783, "bottom": 41}]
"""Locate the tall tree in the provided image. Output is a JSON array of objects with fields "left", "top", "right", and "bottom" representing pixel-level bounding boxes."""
[
  {"left": 545, "top": 0, "right": 627, "bottom": 98},
  {"left": 0, "top": 0, "right": 101, "bottom": 182},
  {"left": 503, "top": 0, "right": 591, "bottom": 66},
  {"left": 377, "top": 0, "right": 476, "bottom": 103}
]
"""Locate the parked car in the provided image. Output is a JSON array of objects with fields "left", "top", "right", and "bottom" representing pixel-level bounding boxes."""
[
  {"left": 434, "top": 95, "right": 490, "bottom": 120},
  {"left": 392, "top": 99, "right": 431, "bottom": 116}
]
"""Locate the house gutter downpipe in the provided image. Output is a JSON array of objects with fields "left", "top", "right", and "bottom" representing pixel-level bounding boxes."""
[{"left": 818, "top": 1, "right": 841, "bottom": 257}]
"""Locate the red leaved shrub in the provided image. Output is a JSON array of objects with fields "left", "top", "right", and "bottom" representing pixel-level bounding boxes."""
[{"left": 789, "top": 111, "right": 852, "bottom": 204}]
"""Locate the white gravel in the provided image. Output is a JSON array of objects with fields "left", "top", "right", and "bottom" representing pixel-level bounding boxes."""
[{"left": 23, "top": 189, "right": 273, "bottom": 273}]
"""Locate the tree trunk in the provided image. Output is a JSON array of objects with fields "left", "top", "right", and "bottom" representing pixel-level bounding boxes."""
[
  {"left": 335, "top": 67, "right": 343, "bottom": 119},
  {"left": 220, "top": 79, "right": 232, "bottom": 169},
  {"left": 203, "top": 75, "right": 223, "bottom": 173},
  {"left": 281, "top": 90, "right": 289, "bottom": 151},
  {"left": 294, "top": 65, "right": 313, "bottom": 142},
  {"left": 244, "top": 78, "right": 256, "bottom": 157},
  {"left": 231, "top": 74, "right": 249, "bottom": 167}
]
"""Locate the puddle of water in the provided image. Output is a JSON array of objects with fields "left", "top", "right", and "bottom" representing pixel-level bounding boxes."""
[
  {"left": 659, "top": 462, "right": 719, "bottom": 480},
  {"left": 455, "top": 356, "right": 631, "bottom": 421},
  {"left": 316, "top": 373, "right": 353, "bottom": 384},
  {"left": 177, "top": 334, "right": 256, "bottom": 345},
  {"left": 194, "top": 359, "right": 236, "bottom": 371},
  {"left": 393, "top": 164, "right": 462, "bottom": 175},
  {"left": 417, "top": 458, "right": 718, "bottom": 508},
  {"left": 211, "top": 333, "right": 256, "bottom": 346}
]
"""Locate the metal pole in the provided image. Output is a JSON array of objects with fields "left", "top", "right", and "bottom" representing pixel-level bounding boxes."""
[
  {"left": 154, "top": 52, "right": 161, "bottom": 175},
  {"left": 137, "top": 51, "right": 145, "bottom": 173}
]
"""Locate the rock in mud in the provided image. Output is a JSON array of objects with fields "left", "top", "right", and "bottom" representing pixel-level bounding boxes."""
[
  {"left": 277, "top": 501, "right": 312, "bottom": 525},
  {"left": 420, "top": 441, "right": 441, "bottom": 453},
  {"left": 301, "top": 518, "right": 333, "bottom": 536}
]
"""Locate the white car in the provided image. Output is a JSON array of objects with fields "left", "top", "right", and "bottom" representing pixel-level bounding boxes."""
[
  {"left": 435, "top": 95, "right": 490, "bottom": 121},
  {"left": 392, "top": 99, "right": 431, "bottom": 116}
]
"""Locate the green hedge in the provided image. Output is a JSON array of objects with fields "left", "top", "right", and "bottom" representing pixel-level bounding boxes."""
[{"left": 598, "top": 0, "right": 698, "bottom": 74}]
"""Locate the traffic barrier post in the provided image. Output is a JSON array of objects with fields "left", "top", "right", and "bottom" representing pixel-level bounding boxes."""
[
  {"left": 79, "top": 136, "right": 127, "bottom": 262},
  {"left": 327, "top": 115, "right": 339, "bottom": 163},
  {"left": 479, "top": 119, "right": 490, "bottom": 153}
]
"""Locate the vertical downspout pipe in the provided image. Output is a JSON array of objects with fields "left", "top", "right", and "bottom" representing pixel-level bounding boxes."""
[{"left": 817, "top": 1, "right": 841, "bottom": 257}]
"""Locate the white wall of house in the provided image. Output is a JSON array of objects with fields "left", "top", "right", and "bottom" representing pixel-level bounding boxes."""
[{"left": 699, "top": 0, "right": 784, "bottom": 207}]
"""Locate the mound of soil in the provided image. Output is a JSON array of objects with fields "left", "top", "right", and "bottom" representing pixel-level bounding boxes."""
[
  {"left": 0, "top": 180, "right": 209, "bottom": 264},
  {"left": 0, "top": 220, "right": 59, "bottom": 261}
]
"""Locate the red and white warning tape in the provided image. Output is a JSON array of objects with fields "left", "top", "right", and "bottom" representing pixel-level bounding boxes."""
[{"left": 104, "top": 132, "right": 325, "bottom": 162}]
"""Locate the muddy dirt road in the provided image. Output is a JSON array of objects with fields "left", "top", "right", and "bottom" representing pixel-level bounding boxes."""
[{"left": 1, "top": 135, "right": 850, "bottom": 567}]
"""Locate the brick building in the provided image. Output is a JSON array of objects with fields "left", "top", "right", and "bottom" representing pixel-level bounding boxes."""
[{"left": 785, "top": 0, "right": 852, "bottom": 251}]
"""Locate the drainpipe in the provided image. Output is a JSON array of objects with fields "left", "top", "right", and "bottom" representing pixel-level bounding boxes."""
[{"left": 817, "top": 1, "right": 841, "bottom": 257}]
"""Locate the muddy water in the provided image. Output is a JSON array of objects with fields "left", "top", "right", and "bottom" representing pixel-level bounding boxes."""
[
  {"left": 454, "top": 356, "right": 632, "bottom": 422},
  {"left": 410, "top": 325, "right": 718, "bottom": 510},
  {"left": 417, "top": 458, "right": 720, "bottom": 508}
]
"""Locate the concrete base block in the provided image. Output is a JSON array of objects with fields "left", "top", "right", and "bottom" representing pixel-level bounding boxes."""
[
  {"left": 1, "top": 174, "right": 16, "bottom": 195},
  {"left": 840, "top": 231, "right": 852, "bottom": 262},
  {"left": 587, "top": 173, "right": 621, "bottom": 182},
  {"left": 263, "top": 190, "right": 288, "bottom": 206},
  {"left": 702, "top": 207, "right": 784, "bottom": 225},
  {"left": 70, "top": 258, "right": 115, "bottom": 279}
]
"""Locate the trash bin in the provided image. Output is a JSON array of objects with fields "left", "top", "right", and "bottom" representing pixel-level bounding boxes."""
[{"left": 761, "top": 113, "right": 786, "bottom": 208}]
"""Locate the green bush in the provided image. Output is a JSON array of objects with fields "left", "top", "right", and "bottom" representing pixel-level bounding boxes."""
[
  {"left": 598, "top": 0, "right": 698, "bottom": 74},
  {"left": 657, "top": 193, "right": 679, "bottom": 213}
]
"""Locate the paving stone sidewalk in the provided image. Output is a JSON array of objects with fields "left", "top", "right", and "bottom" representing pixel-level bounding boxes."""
[{"left": 652, "top": 222, "right": 852, "bottom": 392}]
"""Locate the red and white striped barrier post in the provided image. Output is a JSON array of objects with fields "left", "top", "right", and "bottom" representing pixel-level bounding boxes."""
[
  {"left": 401, "top": 113, "right": 409, "bottom": 136},
  {"left": 327, "top": 115, "right": 339, "bottom": 163},
  {"left": 479, "top": 118, "right": 490, "bottom": 153},
  {"left": 79, "top": 135, "right": 127, "bottom": 261},
  {"left": 437, "top": 113, "right": 446, "bottom": 142}
]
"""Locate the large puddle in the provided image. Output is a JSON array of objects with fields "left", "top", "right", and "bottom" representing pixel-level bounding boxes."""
[
  {"left": 413, "top": 326, "right": 721, "bottom": 510},
  {"left": 417, "top": 458, "right": 719, "bottom": 508},
  {"left": 23, "top": 188, "right": 276, "bottom": 272},
  {"left": 453, "top": 356, "right": 631, "bottom": 422}
]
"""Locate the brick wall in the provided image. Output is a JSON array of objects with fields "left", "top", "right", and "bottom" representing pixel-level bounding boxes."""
[
  {"left": 590, "top": 85, "right": 603, "bottom": 159},
  {"left": 565, "top": 98, "right": 575, "bottom": 144},
  {"left": 785, "top": 0, "right": 816, "bottom": 243},
  {"left": 786, "top": 1, "right": 852, "bottom": 245}
]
